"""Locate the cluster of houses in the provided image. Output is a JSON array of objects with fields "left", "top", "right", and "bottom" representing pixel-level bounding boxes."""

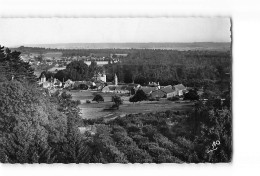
[
  {"left": 22, "top": 52, "right": 128, "bottom": 70},
  {"left": 38, "top": 71, "right": 108, "bottom": 90},
  {"left": 38, "top": 71, "right": 188, "bottom": 100},
  {"left": 147, "top": 84, "right": 188, "bottom": 99},
  {"left": 38, "top": 74, "right": 62, "bottom": 89},
  {"left": 100, "top": 76, "right": 188, "bottom": 99}
]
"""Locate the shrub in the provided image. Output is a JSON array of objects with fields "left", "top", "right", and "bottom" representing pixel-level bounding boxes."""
[
  {"left": 86, "top": 100, "right": 91, "bottom": 104},
  {"left": 167, "top": 96, "right": 180, "bottom": 101},
  {"left": 111, "top": 95, "right": 123, "bottom": 109},
  {"left": 129, "top": 89, "right": 147, "bottom": 103},
  {"left": 184, "top": 89, "right": 199, "bottom": 101},
  {"left": 92, "top": 94, "right": 104, "bottom": 103},
  {"left": 126, "top": 124, "right": 141, "bottom": 133}
]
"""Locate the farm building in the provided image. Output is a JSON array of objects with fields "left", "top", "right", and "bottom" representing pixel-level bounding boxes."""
[
  {"left": 161, "top": 85, "right": 175, "bottom": 97},
  {"left": 173, "top": 84, "right": 187, "bottom": 96},
  {"left": 139, "top": 86, "right": 158, "bottom": 95},
  {"left": 150, "top": 89, "right": 167, "bottom": 98},
  {"left": 64, "top": 79, "right": 74, "bottom": 88},
  {"left": 166, "top": 84, "right": 187, "bottom": 98}
]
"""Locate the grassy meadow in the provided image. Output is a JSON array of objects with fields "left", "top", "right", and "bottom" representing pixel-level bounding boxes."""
[{"left": 68, "top": 90, "right": 194, "bottom": 119}]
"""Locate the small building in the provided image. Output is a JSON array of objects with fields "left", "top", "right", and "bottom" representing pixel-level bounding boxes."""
[
  {"left": 93, "top": 72, "right": 106, "bottom": 83},
  {"left": 150, "top": 89, "right": 167, "bottom": 98},
  {"left": 64, "top": 79, "right": 74, "bottom": 88},
  {"left": 54, "top": 79, "right": 62, "bottom": 87},
  {"left": 42, "top": 81, "right": 51, "bottom": 89},
  {"left": 140, "top": 86, "right": 158, "bottom": 96},
  {"left": 173, "top": 84, "right": 187, "bottom": 96},
  {"left": 39, "top": 74, "right": 46, "bottom": 84},
  {"left": 160, "top": 85, "right": 175, "bottom": 98}
]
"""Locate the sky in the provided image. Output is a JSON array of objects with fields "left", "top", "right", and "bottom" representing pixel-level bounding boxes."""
[{"left": 0, "top": 18, "right": 231, "bottom": 47}]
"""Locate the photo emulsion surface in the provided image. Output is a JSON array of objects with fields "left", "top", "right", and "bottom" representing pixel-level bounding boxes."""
[{"left": 0, "top": 18, "right": 232, "bottom": 163}]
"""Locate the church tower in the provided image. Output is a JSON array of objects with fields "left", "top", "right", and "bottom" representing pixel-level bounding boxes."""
[
  {"left": 114, "top": 74, "right": 118, "bottom": 86},
  {"left": 41, "top": 74, "right": 46, "bottom": 83}
]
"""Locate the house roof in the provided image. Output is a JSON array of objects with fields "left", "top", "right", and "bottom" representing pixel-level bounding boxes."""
[
  {"left": 161, "top": 85, "right": 175, "bottom": 94},
  {"left": 151, "top": 89, "right": 166, "bottom": 96},
  {"left": 173, "top": 84, "right": 186, "bottom": 90},
  {"left": 65, "top": 79, "right": 73, "bottom": 83},
  {"left": 140, "top": 87, "right": 157, "bottom": 94}
]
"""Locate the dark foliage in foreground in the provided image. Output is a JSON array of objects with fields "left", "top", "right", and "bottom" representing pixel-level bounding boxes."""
[
  {"left": 0, "top": 45, "right": 36, "bottom": 82},
  {"left": 83, "top": 101, "right": 232, "bottom": 163}
]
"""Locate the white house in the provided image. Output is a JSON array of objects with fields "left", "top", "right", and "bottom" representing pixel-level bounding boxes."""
[
  {"left": 93, "top": 73, "right": 106, "bottom": 82},
  {"left": 64, "top": 79, "right": 74, "bottom": 88}
]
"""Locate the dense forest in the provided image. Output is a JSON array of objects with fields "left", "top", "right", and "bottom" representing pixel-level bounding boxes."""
[
  {"left": 0, "top": 45, "right": 232, "bottom": 163},
  {"left": 104, "top": 49, "right": 231, "bottom": 88},
  {"left": 83, "top": 103, "right": 232, "bottom": 163}
]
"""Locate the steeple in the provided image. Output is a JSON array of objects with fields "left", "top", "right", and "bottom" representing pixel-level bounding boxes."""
[
  {"left": 41, "top": 74, "right": 46, "bottom": 83},
  {"left": 114, "top": 74, "right": 118, "bottom": 86}
]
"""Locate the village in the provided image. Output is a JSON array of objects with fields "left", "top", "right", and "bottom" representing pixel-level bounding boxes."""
[
  {"left": 18, "top": 50, "right": 128, "bottom": 78},
  {"left": 38, "top": 69, "right": 193, "bottom": 119}
]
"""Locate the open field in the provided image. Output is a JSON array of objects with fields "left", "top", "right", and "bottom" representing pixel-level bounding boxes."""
[
  {"left": 48, "top": 66, "right": 66, "bottom": 72},
  {"left": 68, "top": 90, "right": 194, "bottom": 119}
]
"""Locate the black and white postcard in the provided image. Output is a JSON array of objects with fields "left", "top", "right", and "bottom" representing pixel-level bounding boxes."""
[{"left": 0, "top": 17, "right": 232, "bottom": 163}]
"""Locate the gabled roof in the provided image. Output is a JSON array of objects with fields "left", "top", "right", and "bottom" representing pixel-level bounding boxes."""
[
  {"left": 54, "top": 79, "right": 61, "bottom": 84},
  {"left": 173, "top": 84, "right": 186, "bottom": 90},
  {"left": 151, "top": 89, "right": 166, "bottom": 97},
  {"left": 160, "top": 85, "right": 174, "bottom": 94},
  {"left": 65, "top": 79, "right": 73, "bottom": 83},
  {"left": 140, "top": 87, "right": 157, "bottom": 94}
]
